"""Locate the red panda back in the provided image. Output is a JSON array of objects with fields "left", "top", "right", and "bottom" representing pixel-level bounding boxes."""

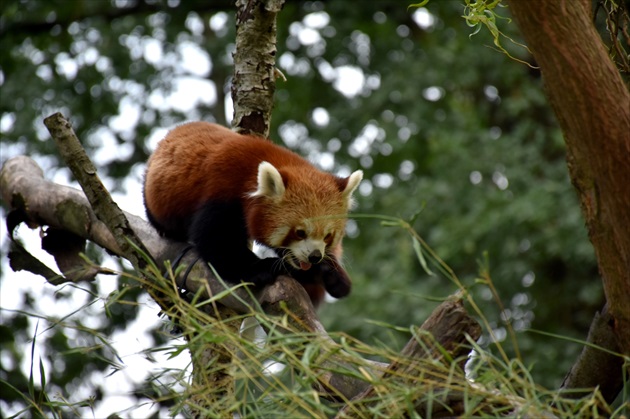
[
  {"left": 144, "top": 122, "right": 343, "bottom": 238},
  {"left": 144, "top": 122, "right": 232, "bottom": 236}
]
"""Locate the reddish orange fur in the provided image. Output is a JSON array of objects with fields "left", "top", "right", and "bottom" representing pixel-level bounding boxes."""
[{"left": 144, "top": 122, "right": 358, "bottom": 307}]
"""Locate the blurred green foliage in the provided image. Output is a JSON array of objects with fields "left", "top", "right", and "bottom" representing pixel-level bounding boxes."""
[{"left": 1, "top": 0, "right": 605, "bottom": 415}]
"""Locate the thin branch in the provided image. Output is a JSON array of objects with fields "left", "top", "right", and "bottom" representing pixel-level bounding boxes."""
[
  {"left": 43, "top": 113, "right": 149, "bottom": 269},
  {"left": 0, "top": 1, "right": 237, "bottom": 39}
]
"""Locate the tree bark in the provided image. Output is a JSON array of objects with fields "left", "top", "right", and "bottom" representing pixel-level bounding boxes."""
[
  {"left": 231, "top": 0, "right": 285, "bottom": 137},
  {"left": 559, "top": 304, "right": 624, "bottom": 404},
  {"left": 338, "top": 295, "right": 483, "bottom": 418},
  {"left": 509, "top": 0, "right": 630, "bottom": 357}
]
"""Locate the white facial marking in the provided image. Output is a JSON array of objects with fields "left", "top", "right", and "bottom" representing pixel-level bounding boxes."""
[
  {"left": 268, "top": 226, "right": 290, "bottom": 248},
  {"left": 290, "top": 238, "right": 326, "bottom": 263}
]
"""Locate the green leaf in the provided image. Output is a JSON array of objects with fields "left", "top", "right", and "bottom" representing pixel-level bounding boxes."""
[{"left": 412, "top": 236, "right": 435, "bottom": 276}]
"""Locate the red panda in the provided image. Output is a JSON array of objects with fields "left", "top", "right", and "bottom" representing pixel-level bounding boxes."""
[{"left": 143, "top": 122, "right": 362, "bottom": 307}]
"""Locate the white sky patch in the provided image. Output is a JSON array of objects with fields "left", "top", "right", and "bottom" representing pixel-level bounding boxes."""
[
  {"left": 178, "top": 41, "right": 212, "bottom": 76},
  {"left": 316, "top": 59, "right": 335, "bottom": 81},
  {"left": 484, "top": 84, "right": 500, "bottom": 102},
  {"left": 350, "top": 30, "right": 370, "bottom": 65},
  {"left": 349, "top": 123, "right": 384, "bottom": 157},
  {"left": 522, "top": 271, "right": 536, "bottom": 287},
  {"left": 88, "top": 126, "right": 133, "bottom": 167},
  {"left": 289, "top": 21, "right": 323, "bottom": 46},
  {"left": 311, "top": 107, "right": 329, "bottom": 127},
  {"left": 278, "top": 51, "right": 311, "bottom": 76},
  {"left": 0, "top": 112, "right": 15, "bottom": 132},
  {"left": 470, "top": 170, "right": 483, "bottom": 185},
  {"left": 225, "top": 94, "right": 234, "bottom": 125},
  {"left": 327, "top": 138, "right": 341, "bottom": 152},
  {"left": 0, "top": 220, "right": 59, "bottom": 313},
  {"left": 366, "top": 74, "right": 380, "bottom": 90},
  {"left": 209, "top": 11, "right": 229, "bottom": 32},
  {"left": 145, "top": 127, "right": 170, "bottom": 153},
  {"left": 493, "top": 171, "right": 509, "bottom": 190},
  {"left": 490, "top": 126, "right": 502, "bottom": 140},
  {"left": 278, "top": 122, "right": 308, "bottom": 148},
  {"left": 298, "top": 26, "right": 321, "bottom": 45},
  {"left": 373, "top": 173, "right": 394, "bottom": 189},
  {"left": 110, "top": 97, "right": 141, "bottom": 133},
  {"left": 422, "top": 86, "right": 444, "bottom": 102},
  {"left": 151, "top": 77, "right": 217, "bottom": 113},
  {"left": 80, "top": 46, "right": 100, "bottom": 66},
  {"left": 399, "top": 160, "right": 415, "bottom": 180},
  {"left": 318, "top": 151, "right": 334, "bottom": 171},
  {"left": 55, "top": 52, "right": 78, "bottom": 80},
  {"left": 397, "top": 126, "right": 411, "bottom": 142},
  {"left": 412, "top": 8, "right": 436, "bottom": 30},
  {"left": 111, "top": 166, "right": 146, "bottom": 216},
  {"left": 303, "top": 11, "right": 330, "bottom": 29},
  {"left": 358, "top": 180, "right": 373, "bottom": 196},
  {"left": 333, "top": 65, "right": 364, "bottom": 98},
  {"left": 36, "top": 64, "right": 53, "bottom": 81},
  {"left": 185, "top": 12, "right": 204, "bottom": 36},
  {"left": 143, "top": 37, "right": 163, "bottom": 65}
]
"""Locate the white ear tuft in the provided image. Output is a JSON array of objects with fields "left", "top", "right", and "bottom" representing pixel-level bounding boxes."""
[
  {"left": 252, "top": 161, "right": 285, "bottom": 199},
  {"left": 343, "top": 170, "right": 363, "bottom": 204}
]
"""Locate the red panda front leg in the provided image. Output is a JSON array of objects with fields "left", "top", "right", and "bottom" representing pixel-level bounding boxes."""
[
  {"left": 289, "top": 255, "right": 352, "bottom": 303},
  {"left": 189, "top": 200, "right": 286, "bottom": 286},
  {"left": 318, "top": 256, "right": 352, "bottom": 298}
]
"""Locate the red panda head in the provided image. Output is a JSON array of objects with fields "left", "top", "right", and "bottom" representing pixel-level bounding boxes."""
[{"left": 248, "top": 161, "right": 362, "bottom": 271}]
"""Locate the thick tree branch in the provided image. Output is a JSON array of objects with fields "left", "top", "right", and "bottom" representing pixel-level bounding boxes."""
[
  {"left": 508, "top": 0, "right": 630, "bottom": 356},
  {"left": 338, "top": 296, "right": 484, "bottom": 417},
  {"left": 0, "top": 154, "right": 375, "bottom": 402},
  {"left": 559, "top": 304, "right": 625, "bottom": 404}
]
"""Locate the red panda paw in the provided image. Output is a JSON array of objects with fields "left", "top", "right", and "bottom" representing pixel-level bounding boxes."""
[
  {"left": 319, "top": 261, "right": 352, "bottom": 299},
  {"left": 246, "top": 270, "right": 275, "bottom": 287},
  {"left": 246, "top": 257, "right": 286, "bottom": 287},
  {"left": 290, "top": 259, "right": 352, "bottom": 299}
]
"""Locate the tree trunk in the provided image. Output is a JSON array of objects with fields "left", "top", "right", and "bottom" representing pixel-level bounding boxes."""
[
  {"left": 231, "top": 0, "right": 285, "bottom": 137},
  {"left": 509, "top": 0, "right": 630, "bottom": 356}
]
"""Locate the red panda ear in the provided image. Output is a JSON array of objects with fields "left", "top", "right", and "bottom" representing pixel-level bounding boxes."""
[
  {"left": 343, "top": 170, "right": 363, "bottom": 197},
  {"left": 251, "top": 161, "right": 286, "bottom": 199},
  {"left": 338, "top": 170, "right": 362, "bottom": 206}
]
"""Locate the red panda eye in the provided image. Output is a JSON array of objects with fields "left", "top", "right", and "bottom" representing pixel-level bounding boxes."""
[{"left": 295, "top": 229, "right": 307, "bottom": 239}]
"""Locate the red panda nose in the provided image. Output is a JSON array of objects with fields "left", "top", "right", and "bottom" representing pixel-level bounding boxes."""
[{"left": 308, "top": 250, "right": 323, "bottom": 264}]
